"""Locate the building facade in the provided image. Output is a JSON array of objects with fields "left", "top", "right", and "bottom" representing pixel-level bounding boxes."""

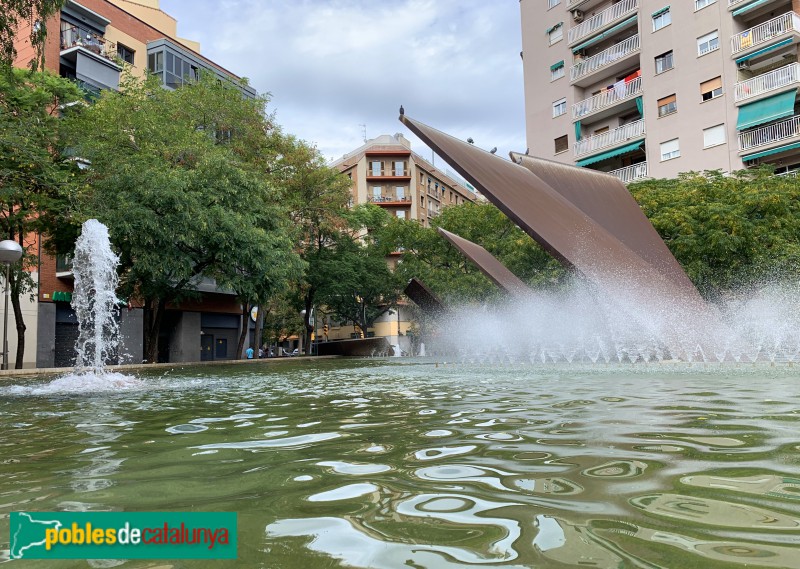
[
  {"left": 324, "top": 134, "right": 476, "bottom": 352},
  {"left": 521, "top": 0, "right": 800, "bottom": 183},
  {"left": 12, "top": 0, "right": 256, "bottom": 367}
]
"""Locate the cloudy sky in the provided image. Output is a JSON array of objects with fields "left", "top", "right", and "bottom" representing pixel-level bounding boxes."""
[{"left": 159, "top": 0, "right": 526, "bottom": 163}]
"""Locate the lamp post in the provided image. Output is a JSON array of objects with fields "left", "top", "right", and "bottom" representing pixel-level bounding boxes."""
[{"left": 0, "top": 241, "right": 23, "bottom": 370}]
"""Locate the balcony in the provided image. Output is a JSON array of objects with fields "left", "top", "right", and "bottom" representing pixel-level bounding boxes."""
[
  {"left": 368, "top": 196, "right": 412, "bottom": 205},
  {"left": 731, "top": 12, "right": 800, "bottom": 55},
  {"left": 366, "top": 169, "right": 409, "bottom": 179},
  {"left": 729, "top": 0, "right": 782, "bottom": 13},
  {"left": 738, "top": 114, "right": 800, "bottom": 151},
  {"left": 575, "top": 119, "right": 645, "bottom": 157},
  {"left": 734, "top": 63, "right": 800, "bottom": 103},
  {"left": 608, "top": 162, "right": 648, "bottom": 184},
  {"left": 61, "top": 25, "right": 116, "bottom": 63},
  {"left": 571, "top": 35, "right": 640, "bottom": 84},
  {"left": 60, "top": 25, "right": 120, "bottom": 91},
  {"left": 777, "top": 169, "right": 799, "bottom": 177},
  {"left": 573, "top": 76, "right": 642, "bottom": 120},
  {"left": 568, "top": 0, "right": 638, "bottom": 45}
]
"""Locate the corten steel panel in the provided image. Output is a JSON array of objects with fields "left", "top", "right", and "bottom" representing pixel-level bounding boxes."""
[
  {"left": 398, "top": 115, "right": 706, "bottom": 310},
  {"left": 437, "top": 228, "right": 530, "bottom": 296},
  {"left": 404, "top": 278, "right": 446, "bottom": 316},
  {"left": 510, "top": 153, "right": 695, "bottom": 293}
]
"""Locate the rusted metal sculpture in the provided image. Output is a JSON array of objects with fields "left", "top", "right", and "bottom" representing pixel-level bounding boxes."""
[
  {"left": 437, "top": 228, "right": 530, "bottom": 296},
  {"left": 398, "top": 114, "right": 710, "bottom": 331},
  {"left": 404, "top": 277, "right": 447, "bottom": 316}
]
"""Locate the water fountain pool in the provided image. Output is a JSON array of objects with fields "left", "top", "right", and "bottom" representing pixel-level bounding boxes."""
[{"left": 1, "top": 359, "right": 798, "bottom": 568}]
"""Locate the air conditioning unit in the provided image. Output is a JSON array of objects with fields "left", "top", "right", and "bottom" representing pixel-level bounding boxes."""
[
  {"left": 737, "top": 60, "right": 750, "bottom": 70},
  {"left": 572, "top": 9, "right": 584, "bottom": 22}
]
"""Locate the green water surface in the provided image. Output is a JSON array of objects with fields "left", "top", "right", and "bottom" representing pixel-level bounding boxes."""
[{"left": 1, "top": 360, "right": 799, "bottom": 568}]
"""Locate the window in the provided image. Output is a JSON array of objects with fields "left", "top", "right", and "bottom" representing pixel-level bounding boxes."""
[
  {"left": 147, "top": 51, "right": 163, "bottom": 73},
  {"left": 396, "top": 186, "right": 405, "bottom": 200},
  {"left": 700, "top": 77, "right": 723, "bottom": 101},
  {"left": 396, "top": 210, "right": 406, "bottom": 219},
  {"left": 657, "top": 94, "right": 677, "bottom": 117},
  {"left": 652, "top": 7, "right": 671, "bottom": 32},
  {"left": 547, "top": 22, "right": 563, "bottom": 45},
  {"left": 695, "top": 0, "right": 715, "bottom": 10},
  {"left": 552, "top": 97, "right": 567, "bottom": 117},
  {"left": 372, "top": 186, "right": 382, "bottom": 200},
  {"left": 550, "top": 60, "right": 565, "bottom": 81},
  {"left": 655, "top": 50, "right": 673, "bottom": 74},
  {"left": 554, "top": 135, "right": 568, "bottom": 153},
  {"left": 660, "top": 139, "right": 680, "bottom": 161},
  {"left": 703, "top": 124, "right": 726, "bottom": 148},
  {"left": 697, "top": 31, "right": 719, "bottom": 56},
  {"left": 548, "top": 0, "right": 560, "bottom": 8},
  {"left": 370, "top": 161, "right": 382, "bottom": 176},
  {"left": 394, "top": 161, "right": 405, "bottom": 176},
  {"left": 117, "top": 43, "right": 134, "bottom": 64}
]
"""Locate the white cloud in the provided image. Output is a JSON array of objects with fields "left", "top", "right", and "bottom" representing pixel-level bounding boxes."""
[{"left": 160, "top": 0, "right": 525, "bottom": 161}]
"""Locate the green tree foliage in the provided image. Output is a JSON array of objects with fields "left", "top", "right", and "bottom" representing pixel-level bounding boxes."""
[
  {"left": 0, "top": 68, "right": 82, "bottom": 367},
  {"left": 386, "top": 201, "right": 565, "bottom": 304},
  {"left": 630, "top": 168, "right": 800, "bottom": 300},
  {"left": 0, "top": 0, "right": 66, "bottom": 72},
  {"left": 314, "top": 205, "right": 401, "bottom": 335},
  {"left": 63, "top": 73, "right": 303, "bottom": 362}
]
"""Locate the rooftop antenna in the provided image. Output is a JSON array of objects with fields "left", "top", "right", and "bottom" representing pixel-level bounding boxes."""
[{"left": 359, "top": 124, "right": 367, "bottom": 143}]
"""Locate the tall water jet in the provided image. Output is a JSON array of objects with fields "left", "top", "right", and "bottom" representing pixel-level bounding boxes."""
[{"left": 71, "top": 219, "right": 121, "bottom": 374}]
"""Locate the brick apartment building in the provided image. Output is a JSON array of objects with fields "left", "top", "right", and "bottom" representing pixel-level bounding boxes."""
[{"left": 12, "top": 0, "right": 257, "bottom": 367}]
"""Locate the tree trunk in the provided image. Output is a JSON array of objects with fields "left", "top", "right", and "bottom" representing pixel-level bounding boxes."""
[
  {"left": 10, "top": 272, "right": 25, "bottom": 370},
  {"left": 236, "top": 302, "right": 249, "bottom": 359},
  {"left": 143, "top": 298, "right": 165, "bottom": 363}
]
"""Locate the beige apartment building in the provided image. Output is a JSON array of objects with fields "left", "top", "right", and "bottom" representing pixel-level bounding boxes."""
[
  {"left": 521, "top": 0, "right": 800, "bottom": 183},
  {"left": 332, "top": 134, "right": 476, "bottom": 227}
]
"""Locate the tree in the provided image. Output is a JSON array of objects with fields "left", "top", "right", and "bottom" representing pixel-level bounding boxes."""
[
  {"left": 630, "top": 168, "right": 800, "bottom": 300},
  {"left": 314, "top": 205, "right": 401, "bottom": 335},
  {"left": 0, "top": 68, "right": 82, "bottom": 367},
  {"left": 62, "top": 73, "right": 302, "bottom": 362},
  {"left": 0, "top": 0, "right": 66, "bottom": 71},
  {"left": 386, "top": 201, "right": 565, "bottom": 304},
  {"left": 274, "top": 137, "right": 351, "bottom": 354}
]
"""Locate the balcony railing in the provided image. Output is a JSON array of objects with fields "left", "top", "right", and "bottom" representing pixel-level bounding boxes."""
[
  {"left": 568, "top": 0, "right": 638, "bottom": 44},
  {"left": 608, "top": 162, "right": 648, "bottom": 183},
  {"left": 734, "top": 63, "right": 800, "bottom": 102},
  {"left": 571, "top": 35, "right": 640, "bottom": 82},
  {"left": 368, "top": 196, "right": 411, "bottom": 203},
  {"left": 731, "top": 12, "right": 800, "bottom": 54},
  {"left": 738, "top": 114, "right": 800, "bottom": 151},
  {"left": 60, "top": 25, "right": 115, "bottom": 62},
  {"left": 728, "top": 0, "right": 750, "bottom": 6},
  {"left": 575, "top": 118, "right": 645, "bottom": 157},
  {"left": 368, "top": 169, "right": 409, "bottom": 177},
  {"left": 777, "top": 169, "right": 799, "bottom": 177},
  {"left": 572, "top": 76, "right": 642, "bottom": 119}
]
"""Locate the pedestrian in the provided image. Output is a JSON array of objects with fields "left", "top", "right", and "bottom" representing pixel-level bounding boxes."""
[{"left": 246, "top": 346, "right": 254, "bottom": 359}]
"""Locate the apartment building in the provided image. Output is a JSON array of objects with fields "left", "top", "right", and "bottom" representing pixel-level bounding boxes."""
[
  {"left": 325, "top": 134, "right": 476, "bottom": 349},
  {"left": 521, "top": 0, "right": 800, "bottom": 184},
  {"left": 12, "top": 0, "right": 256, "bottom": 367}
]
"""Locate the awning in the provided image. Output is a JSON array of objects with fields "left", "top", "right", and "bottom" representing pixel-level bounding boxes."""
[
  {"left": 576, "top": 140, "right": 643, "bottom": 167},
  {"left": 735, "top": 38, "right": 794, "bottom": 64},
  {"left": 550, "top": 60, "right": 564, "bottom": 71},
  {"left": 572, "top": 16, "right": 638, "bottom": 52},
  {"left": 575, "top": 120, "right": 582, "bottom": 141},
  {"left": 546, "top": 22, "right": 563, "bottom": 34},
  {"left": 732, "top": 0, "right": 771, "bottom": 17},
  {"left": 651, "top": 6, "right": 669, "bottom": 17},
  {"left": 743, "top": 141, "right": 800, "bottom": 162},
  {"left": 736, "top": 90, "right": 798, "bottom": 130}
]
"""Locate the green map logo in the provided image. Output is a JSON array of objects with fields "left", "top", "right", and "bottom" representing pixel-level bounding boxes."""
[{"left": 10, "top": 512, "right": 237, "bottom": 559}]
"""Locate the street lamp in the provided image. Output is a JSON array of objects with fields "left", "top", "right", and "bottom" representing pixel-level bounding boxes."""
[{"left": 0, "top": 240, "right": 23, "bottom": 370}]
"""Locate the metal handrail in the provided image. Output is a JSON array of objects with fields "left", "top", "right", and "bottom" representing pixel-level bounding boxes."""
[
  {"left": 571, "top": 35, "right": 640, "bottom": 82},
  {"left": 572, "top": 76, "right": 642, "bottom": 119},
  {"left": 568, "top": 0, "right": 638, "bottom": 44},
  {"left": 575, "top": 118, "right": 645, "bottom": 156},
  {"left": 608, "top": 162, "right": 648, "bottom": 183},
  {"left": 731, "top": 11, "right": 800, "bottom": 54},
  {"left": 738, "top": 114, "right": 800, "bottom": 151},
  {"left": 734, "top": 63, "right": 800, "bottom": 102}
]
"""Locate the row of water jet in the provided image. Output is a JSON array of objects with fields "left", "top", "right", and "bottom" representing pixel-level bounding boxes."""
[
  {"left": 71, "top": 219, "right": 121, "bottom": 374},
  {"left": 439, "top": 277, "right": 800, "bottom": 365}
]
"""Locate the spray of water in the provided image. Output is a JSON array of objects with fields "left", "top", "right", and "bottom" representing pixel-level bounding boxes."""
[
  {"left": 71, "top": 219, "right": 121, "bottom": 373},
  {"left": 437, "top": 276, "right": 800, "bottom": 365}
]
